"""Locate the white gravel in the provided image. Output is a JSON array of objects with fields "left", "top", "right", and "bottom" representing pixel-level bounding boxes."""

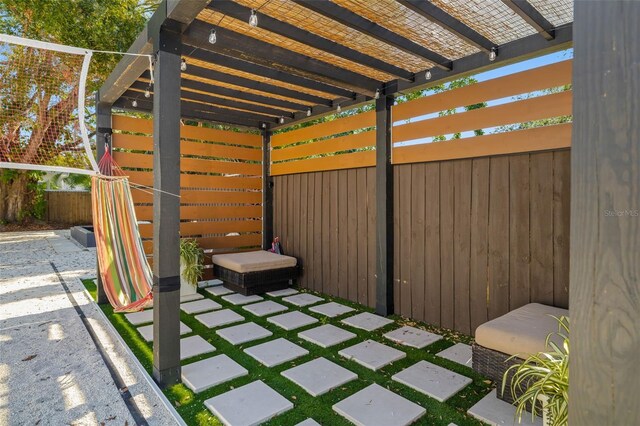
[{"left": 0, "top": 230, "right": 181, "bottom": 425}]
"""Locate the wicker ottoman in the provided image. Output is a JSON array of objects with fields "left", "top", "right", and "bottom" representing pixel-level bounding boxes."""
[
  {"left": 472, "top": 303, "right": 569, "bottom": 406},
  {"left": 211, "top": 251, "right": 299, "bottom": 296}
]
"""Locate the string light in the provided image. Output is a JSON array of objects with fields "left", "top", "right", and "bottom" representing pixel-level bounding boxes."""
[
  {"left": 181, "top": 58, "right": 187, "bottom": 71},
  {"left": 261, "top": 122, "right": 267, "bottom": 129},
  {"left": 144, "top": 85, "right": 151, "bottom": 98},
  {"left": 337, "top": 104, "right": 341, "bottom": 113},
  {"left": 209, "top": 28, "right": 217, "bottom": 44},
  {"left": 132, "top": 99, "right": 138, "bottom": 108},
  {"left": 279, "top": 116, "right": 285, "bottom": 124},
  {"left": 489, "top": 47, "right": 497, "bottom": 61},
  {"left": 249, "top": 9, "right": 258, "bottom": 27},
  {"left": 425, "top": 69, "right": 432, "bottom": 80},
  {"left": 306, "top": 108, "right": 312, "bottom": 117},
  {"left": 374, "top": 89, "right": 380, "bottom": 99}
]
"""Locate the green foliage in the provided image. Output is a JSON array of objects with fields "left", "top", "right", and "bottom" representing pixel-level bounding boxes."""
[
  {"left": 179, "top": 238, "right": 204, "bottom": 288},
  {"left": 502, "top": 316, "right": 569, "bottom": 426}
]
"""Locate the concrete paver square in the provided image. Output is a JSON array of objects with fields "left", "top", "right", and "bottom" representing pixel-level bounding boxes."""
[
  {"left": 467, "top": 390, "right": 543, "bottom": 426},
  {"left": 137, "top": 322, "right": 191, "bottom": 342},
  {"left": 217, "top": 322, "right": 272, "bottom": 345},
  {"left": 242, "top": 300, "right": 288, "bottom": 317},
  {"left": 341, "top": 312, "right": 394, "bottom": 331},
  {"left": 198, "top": 279, "right": 223, "bottom": 288},
  {"left": 333, "top": 383, "right": 426, "bottom": 426},
  {"left": 205, "top": 286, "right": 234, "bottom": 297},
  {"left": 436, "top": 343, "right": 472, "bottom": 367},
  {"left": 266, "top": 288, "right": 299, "bottom": 297},
  {"left": 195, "top": 309, "right": 244, "bottom": 328},
  {"left": 180, "top": 298, "right": 221, "bottom": 315},
  {"left": 295, "top": 419, "right": 321, "bottom": 426},
  {"left": 244, "top": 338, "right": 308, "bottom": 367},
  {"left": 204, "top": 380, "right": 293, "bottom": 425},
  {"left": 124, "top": 309, "right": 153, "bottom": 325},
  {"left": 384, "top": 326, "right": 443, "bottom": 349},
  {"left": 392, "top": 360, "right": 472, "bottom": 402},
  {"left": 339, "top": 339, "right": 405, "bottom": 370},
  {"left": 180, "top": 293, "right": 204, "bottom": 303},
  {"left": 298, "top": 324, "right": 356, "bottom": 348},
  {"left": 180, "top": 335, "right": 216, "bottom": 361},
  {"left": 222, "top": 293, "right": 263, "bottom": 305},
  {"left": 309, "top": 302, "right": 355, "bottom": 318},
  {"left": 281, "top": 357, "right": 357, "bottom": 396},
  {"left": 181, "top": 354, "right": 248, "bottom": 393},
  {"left": 267, "top": 311, "right": 318, "bottom": 331},
  {"left": 282, "top": 293, "right": 324, "bottom": 307}
]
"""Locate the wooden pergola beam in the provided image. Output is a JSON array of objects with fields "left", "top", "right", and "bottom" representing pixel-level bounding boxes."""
[
  {"left": 209, "top": 1, "right": 414, "bottom": 81},
  {"left": 184, "top": 20, "right": 381, "bottom": 97},
  {"left": 502, "top": 0, "right": 555, "bottom": 40},
  {"left": 292, "top": 0, "right": 453, "bottom": 70},
  {"left": 394, "top": 0, "right": 496, "bottom": 52}
]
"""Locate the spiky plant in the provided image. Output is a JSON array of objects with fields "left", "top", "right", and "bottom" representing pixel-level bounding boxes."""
[
  {"left": 179, "top": 238, "right": 204, "bottom": 288},
  {"left": 502, "top": 316, "right": 569, "bottom": 426}
]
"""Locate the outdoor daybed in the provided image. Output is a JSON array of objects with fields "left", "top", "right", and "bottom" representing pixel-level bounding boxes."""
[
  {"left": 211, "top": 250, "right": 298, "bottom": 295},
  {"left": 472, "top": 303, "right": 569, "bottom": 406}
]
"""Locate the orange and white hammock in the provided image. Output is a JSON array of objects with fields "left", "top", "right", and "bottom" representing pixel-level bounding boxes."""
[{"left": 92, "top": 152, "right": 153, "bottom": 312}]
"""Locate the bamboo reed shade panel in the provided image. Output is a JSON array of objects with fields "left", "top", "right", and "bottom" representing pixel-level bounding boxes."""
[
  {"left": 197, "top": 9, "right": 394, "bottom": 82},
  {"left": 184, "top": 57, "right": 334, "bottom": 100},
  {"left": 334, "top": 0, "right": 479, "bottom": 60},
  {"left": 231, "top": 0, "right": 435, "bottom": 73},
  {"left": 430, "top": 0, "right": 537, "bottom": 44},
  {"left": 182, "top": 73, "right": 317, "bottom": 107},
  {"left": 111, "top": 114, "right": 262, "bottom": 255},
  {"left": 271, "top": 111, "right": 376, "bottom": 175},
  {"left": 528, "top": 0, "right": 573, "bottom": 27}
]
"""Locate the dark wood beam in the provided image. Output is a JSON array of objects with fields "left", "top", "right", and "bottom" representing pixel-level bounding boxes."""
[
  {"left": 94, "top": 93, "right": 111, "bottom": 305},
  {"left": 129, "top": 81, "right": 294, "bottom": 118},
  {"left": 394, "top": 0, "right": 496, "bottom": 52},
  {"left": 184, "top": 20, "right": 381, "bottom": 96},
  {"left": 151, "top": 23, "right": 182, "bottom": 388},
  {"left": 182, "top": 44, "right": 355, "bottom": 99},
  {"left": 502, "top": 0, "right": 555, "bottom": 40},
  {"left": 292, "top": 0, "right": 452, "bottom": 70},
  {"left": 209, "top": 1, "right": 414, "bottom": 81},
  {"left": 570, "top": 2, "right": 640, "bottom": 423},
  {"left": 375, "top": 94, "right": 394, "bottom": 316}
]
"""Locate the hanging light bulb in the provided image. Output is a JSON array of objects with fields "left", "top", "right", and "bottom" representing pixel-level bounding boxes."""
[
  {"left": 249, "top": 9, "right": 258, "bottom": 27},
  {"left": 181, "top": 58, "right": 187, "bottom": 71},
  {"left": 132, "top": 99, "right": 138, "bottom": 108},
  {"left": 279, "top": 116, "right": 285, "bottom": 124},
  {"left": 261, "top": 122, "right": 267, "bottom": 129},
  {"left": 209, "top": 28, "right": 217, "bottom": 44},
  {"left": 374, "top": 89, "right": 380, "bottom": 100},
  {"left": 425, "top": 69, "right": 432, "bottom": 80},
  {"left": 489, "top": 47, "right": 497, "bottom": 62},
  {"left": 306, "top": 108, "right": 312, "bottom": 117},
  {"left": 336, "top": 104, "right": 341, "bottom": 113},
  {"left": 144, "top": 85, "right": 151, "bottom": 98}
]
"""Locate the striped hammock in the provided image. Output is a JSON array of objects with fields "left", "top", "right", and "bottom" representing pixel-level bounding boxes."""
[{"left": 92, "top": 152, "right": 153, "bottom": 312}]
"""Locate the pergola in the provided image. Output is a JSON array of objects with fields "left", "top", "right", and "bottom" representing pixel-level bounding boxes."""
[{"left": 97, "top": 1, "right": 638, "bottom": 423}]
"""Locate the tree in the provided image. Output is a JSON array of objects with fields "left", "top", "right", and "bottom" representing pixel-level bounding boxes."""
[{"left": 0, "top": 0, "right": 158, "bottom": 223}]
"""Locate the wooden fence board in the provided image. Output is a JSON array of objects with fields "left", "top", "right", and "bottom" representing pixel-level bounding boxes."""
[
  {"left": 272, "top": 111, "right": 375, "bottom": 147},
  {"left": 271, "top": 150, "right": 375, "bottom": 176},
  {"left": 399, "top": 165, "right": 412, "bottom": 318},
  {"left": 330, "top": 171, "right": 340, "bottom": 298},
  {"left": 298, "top": 173, "right": 308, "bottom": 287},
  {"left": 509, "top": 154, "right": 531, "bottom": 311},
  {"left": 488, "top": 157, "right": 511, "bottom": 320},
  {"left": 338, "top": 170, "right": 349, "bottom": 299},
  {"left": 410, "top": 164, "right": 426, "bottom": 323},
  {"left": 347, "top": 169, "right": 358, "bottom": 301},
  {"left": 424, "top": 162, "right": 441, "bottom": 326},
  {"left": 453, "top": 159, "right": 472, "bottom": 335},
  {"left": 553, "top": 150, "right": 571, "bottom": 308},
  {"left": 357, "top": 168, "right": 368, "bottom": 305},
  {"left": 272, "top": 131, "right": 375, "bottom": 162},
  {"left": 366, "top": 167, "right": 376, "bottom": 308},
  {"left": 469, "top": 158, "right": 489, "bottom": 331},
  {"left": 322, "top": 172, "right": 332, "bottom": 296},
  {"left": 314, "top": 173, "right": 324, "bottom": 292},
  {"left": 439, "top": 162, "right": 455, "bottom": 329}
]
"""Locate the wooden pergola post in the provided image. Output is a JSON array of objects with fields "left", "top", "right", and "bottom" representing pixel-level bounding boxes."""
[
  {"left": 95, "top": 93, "right": 111, "bottom": 305},
  {"left": 375, "top": 93, "right": 394, "bottom": 316},
  {"left": 570, "top": 1, "right": 640, "bottom": 423},
  {"left": 151, "top": 21, "right": 182, "bottom": 387},
  {"left": 262, "top": 129, "right": 274, "bottom": 250}
]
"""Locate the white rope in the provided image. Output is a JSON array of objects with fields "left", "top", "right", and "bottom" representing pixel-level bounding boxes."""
[
  {"left": 0, "top": 162, "right": 98, "bottom": 175},
  {"left": 78, "top": 51, "right": 100, "bottom": 173}
]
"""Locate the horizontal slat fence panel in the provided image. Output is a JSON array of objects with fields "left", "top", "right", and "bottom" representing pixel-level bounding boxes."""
[
  {"left": 112, "top": 114, "right": 262, "bottom": 257},
  {"left": 273, "top": 169, "right": 377, "bottom": 307},
  {"left": 271, "top": 111, "right": 376, "bottom": 176}
]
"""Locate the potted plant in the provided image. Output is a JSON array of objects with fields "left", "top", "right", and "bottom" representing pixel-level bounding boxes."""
[
  {"left": 502, "top": 316, "right": 569, "bottom": 426},
  {"left": 179, "top": 238, "right": 204, "bottom": 296}
]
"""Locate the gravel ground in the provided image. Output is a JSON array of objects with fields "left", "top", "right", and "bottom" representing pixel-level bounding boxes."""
[{"left": 0, "top": 230, "right": 180, "bottom": 426}]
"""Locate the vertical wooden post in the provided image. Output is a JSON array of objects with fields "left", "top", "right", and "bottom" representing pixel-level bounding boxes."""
[
  {"left": 571, "top": 1, "right": 640, "bottom": 424},
  {"left": 95, "top": 93, "right": 111, "bottom": 305},
  {"left": 262, "top": 129, "right": 274, "bottom": 250},
  {"left": 375, "top": 94, "right": 394, "bottom": 316},
  {"left": 151, "top": 22, "right": 182, "bottom": 388}
]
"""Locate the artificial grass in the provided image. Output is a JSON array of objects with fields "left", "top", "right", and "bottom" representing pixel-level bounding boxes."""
[{"left": 82, "top": 279, "right": 492, "bottom": 426}]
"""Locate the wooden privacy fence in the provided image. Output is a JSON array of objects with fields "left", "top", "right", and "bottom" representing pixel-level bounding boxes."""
[
  {"left": 45, "top": 191, "right": 92, "bottom": 224},
  {"left": 111, "top": 115, "right": 262, "bottom": 266},
  {"left": 272, "top": 60, "right": 573, "bottom": 335}
]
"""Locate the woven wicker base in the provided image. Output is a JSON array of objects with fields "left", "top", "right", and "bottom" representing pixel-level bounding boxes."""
[{"left": 213, "top": 264, "right": 299, "bottom": 296}]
